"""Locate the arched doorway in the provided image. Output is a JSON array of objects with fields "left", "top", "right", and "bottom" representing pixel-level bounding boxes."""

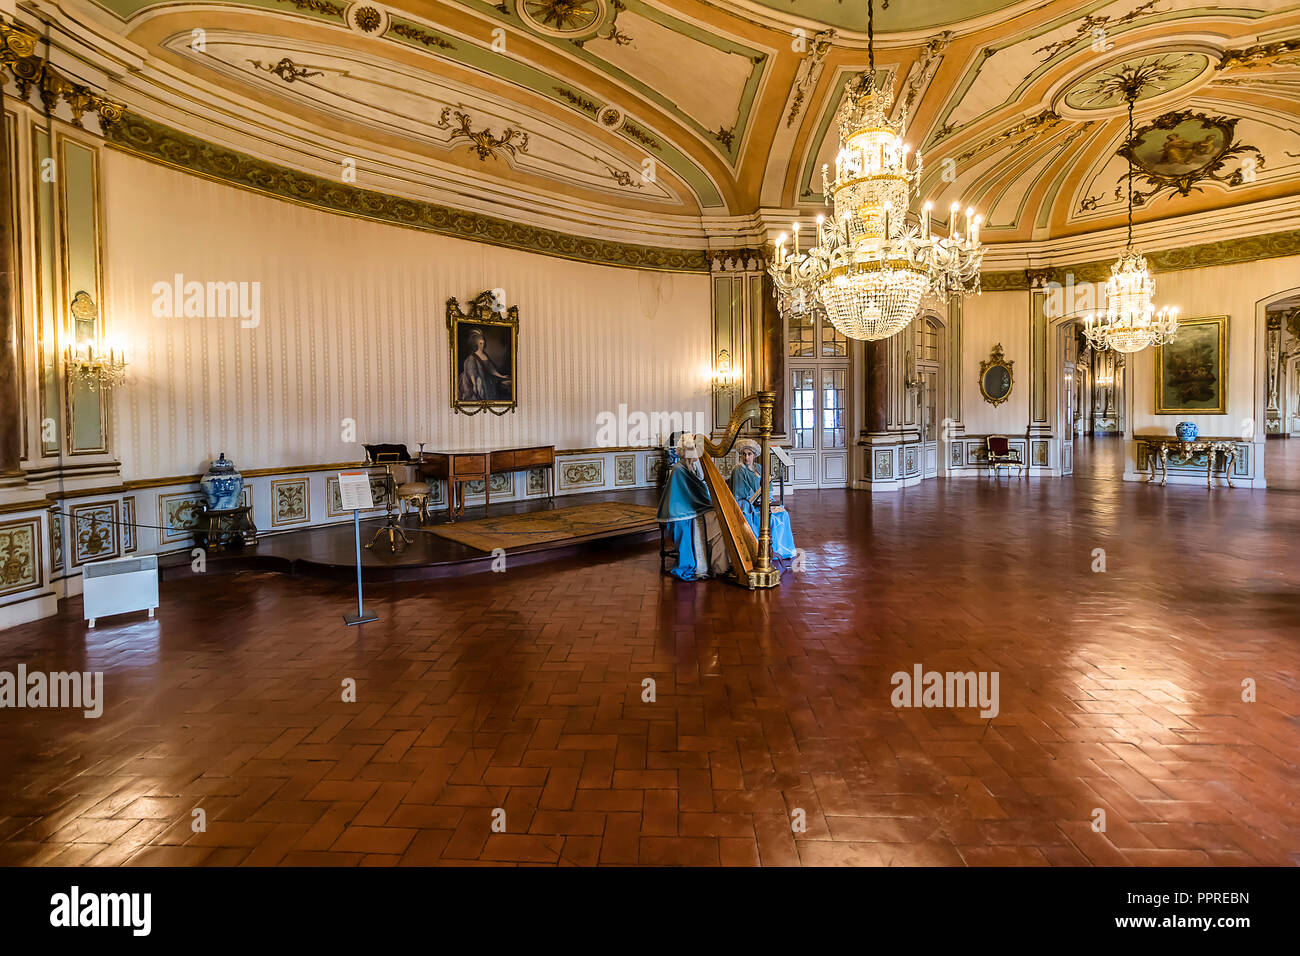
[{"left": 1261, "top": 289, "right": 1300, "bottom": 489}]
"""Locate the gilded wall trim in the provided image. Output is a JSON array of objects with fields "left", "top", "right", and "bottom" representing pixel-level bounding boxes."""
[
  {"left": 982, "top": 228, "right": 1300, "bottom": 291},
  {"left": 104, "top": 111, "right": 712, "bottom": 273},
  {"left": 0, "top": 19, "right": 123, "bottom": 131}
]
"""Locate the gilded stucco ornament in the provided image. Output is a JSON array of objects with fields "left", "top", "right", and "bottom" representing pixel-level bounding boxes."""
[
  {"left": 437, "top": 108, "right": 530, "bottom": 162},
  {"left": 1, "top": 17, "right": 123, "bottom": 131}
]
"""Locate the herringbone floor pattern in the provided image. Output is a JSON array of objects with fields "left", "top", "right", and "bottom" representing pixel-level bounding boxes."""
[{"left": 1, "top": 440, "right": 1296, "bottom": 865}]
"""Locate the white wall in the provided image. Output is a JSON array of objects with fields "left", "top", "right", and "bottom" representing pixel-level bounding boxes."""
[
  {"left": 101, "top": 149, "right": 712, "bottom": 481},
  {"left": 960, "top": 255, "right": 1300, "bottom": 481},
  {"left": 1127, "top": 255, "right": 1300, "bottom": 438},
  {"left": 962, "top": 290, "right": 1029, "bottom": 435}
]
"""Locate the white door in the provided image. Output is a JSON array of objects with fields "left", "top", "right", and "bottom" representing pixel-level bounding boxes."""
[
  {"left": 786, "top": 311, "right": 850, "bottom": 488},
  {"left": 913, "top": 317, "right": 943, "bottom": 479},
  {"left": 920, "top": 370, "right": 939, "bottom": 478}
]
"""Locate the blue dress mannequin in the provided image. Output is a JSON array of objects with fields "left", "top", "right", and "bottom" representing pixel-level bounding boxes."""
[
  {"left": 656, "top": 437, "right": 717, "bottom": 580},
  {"left": 727, "top": 439, "right": 797, "bottom": 560}
]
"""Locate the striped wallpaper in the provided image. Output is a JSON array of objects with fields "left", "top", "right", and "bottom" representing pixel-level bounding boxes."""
[{"left": 101, "top": 149, "right": 712, "bottom": 481}]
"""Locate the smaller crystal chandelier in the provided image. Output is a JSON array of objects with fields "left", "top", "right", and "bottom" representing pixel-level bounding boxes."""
[
  {"left": 766, "top": 0, "right": 984, "bottom": 341},
  {"left": 1082, "top": 82, "right": 1178, "bottom": 354}
]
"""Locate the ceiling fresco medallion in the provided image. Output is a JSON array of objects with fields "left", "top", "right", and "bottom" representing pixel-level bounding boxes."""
[
  {"left": 1118, "top": 110, "right": 1265, "bottom": 206},
  {"left": 511, "top": 0, "right": 611, "bottom": 40},
  {"left": 1061, "top": 52, "right": 1210, "bottom": 115},
  {"left": 345, "top": 1, "right": 389, "bottom": 35}
]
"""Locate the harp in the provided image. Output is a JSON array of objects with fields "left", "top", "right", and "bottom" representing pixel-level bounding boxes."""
[{"left": 695, "top": 390, "right": 781, "bottom": 590}]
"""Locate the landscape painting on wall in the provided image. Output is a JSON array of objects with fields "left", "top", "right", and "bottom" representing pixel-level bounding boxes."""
[{"left": 1155, "top": 315, "right": 1227, "bottom": 415}]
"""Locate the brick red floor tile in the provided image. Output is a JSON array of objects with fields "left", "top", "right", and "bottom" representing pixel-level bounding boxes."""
[{"left": 1, "top": 441, "right": 1296, "bottom": 866}]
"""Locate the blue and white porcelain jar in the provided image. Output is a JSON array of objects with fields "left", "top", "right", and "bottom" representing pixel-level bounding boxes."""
[
  {"left": 1175, "top": 421, "right": 1199, "bottom": 441},
  {"left": 200, "top": 453, "right": 243, "bottom": 510}
]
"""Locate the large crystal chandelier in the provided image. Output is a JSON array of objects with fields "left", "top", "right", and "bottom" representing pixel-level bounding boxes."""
[
  {"left": 1082, "top": 83, "right": 1178, "bottom": 354},
  {"left": 767, "top": 0, "right": 984, "bottom": 341}
]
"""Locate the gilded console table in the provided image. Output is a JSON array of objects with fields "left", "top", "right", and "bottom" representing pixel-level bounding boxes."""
[{"left": 1137, "top": 435, "right": 1238, "bottom": 488}]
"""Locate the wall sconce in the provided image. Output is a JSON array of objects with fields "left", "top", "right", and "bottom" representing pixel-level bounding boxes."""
[
  {"left": 712, "top": 349, "right": 739, "bottom": 397},
  {"left": 903, "top": 348, "right": 921, "bottom": 391},
  {"left": 63, "top": 290, "right": 127, "bottom": 390},
  {"left": 65, "top": 341, "right": 128, "bottom": 390}
]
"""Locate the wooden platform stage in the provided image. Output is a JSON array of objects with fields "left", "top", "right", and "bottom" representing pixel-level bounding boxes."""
[{"left": 160, "top": 488, "right": 660, "bottom": 583}]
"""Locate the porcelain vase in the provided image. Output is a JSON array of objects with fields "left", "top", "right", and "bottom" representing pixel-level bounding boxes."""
[{"left": 200, "top": 453, "right": 243, "bottom": 511}]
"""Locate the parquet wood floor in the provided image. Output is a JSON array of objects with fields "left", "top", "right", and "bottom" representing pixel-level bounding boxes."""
[{"left": 1, "top": 440, "right": 1296, "bottom": 866}]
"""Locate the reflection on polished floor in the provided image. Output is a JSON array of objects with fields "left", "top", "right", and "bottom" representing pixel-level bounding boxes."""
[
  {"left": 1, "top": 464, "right": 1296, "bottom": 867},
  {"left": 1265, "top": 438, "right": 1300, "bottom": 491}
]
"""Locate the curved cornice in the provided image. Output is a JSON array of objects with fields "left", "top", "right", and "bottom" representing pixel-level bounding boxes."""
[{"left": 105, "top": 109, "right": 714, "bottom": 271}]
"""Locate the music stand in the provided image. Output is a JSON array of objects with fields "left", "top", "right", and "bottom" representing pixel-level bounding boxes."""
[{"left": 364, "top": 450, "right": 412, "bottom": 551}]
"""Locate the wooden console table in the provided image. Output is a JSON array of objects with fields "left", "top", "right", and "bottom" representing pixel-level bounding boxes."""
[
  {"left": 1137, "top": 435, "right": 1239, "bottom": 488},
  {"left": 412, "top": 445, "right": 555, "bottom": 520}
]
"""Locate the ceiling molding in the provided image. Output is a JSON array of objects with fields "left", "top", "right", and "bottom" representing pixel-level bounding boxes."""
[
  {"left": 104, "top": 109, "right": 714, "bottom": 272},
  {"left": 982, "top": 225, "right": 1300, "bottom": 290}
]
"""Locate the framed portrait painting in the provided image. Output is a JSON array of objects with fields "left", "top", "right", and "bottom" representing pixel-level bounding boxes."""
[
  {"left": 446, "top": 290, "right": 518, "bottom": 415},
  {"left": 1154, "top": 315, "right": 1227, "bottom": 415}
]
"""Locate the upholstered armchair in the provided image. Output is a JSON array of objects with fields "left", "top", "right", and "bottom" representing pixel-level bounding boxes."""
[{"left": 985, "top": 436, "right": 1024, "bottom": 478}]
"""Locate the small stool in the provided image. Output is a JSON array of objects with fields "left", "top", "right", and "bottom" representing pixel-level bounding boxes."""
[{"left": 397, "top": 481, "right": 431, "bottom": 524}]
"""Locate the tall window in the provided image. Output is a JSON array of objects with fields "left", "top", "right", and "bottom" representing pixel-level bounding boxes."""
[
  {"left": 791, "top": 369, "right": 816, "bottom": 449},
  {"left": 822, "top": 368, "right": 846, "bottom": 448}
]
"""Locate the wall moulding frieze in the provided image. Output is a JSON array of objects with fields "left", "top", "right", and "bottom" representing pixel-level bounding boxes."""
[
  {"left": 981, "top": 227, "right": 1300, "bottom": 291},
  {"left": 104, "top": 110, "right": 712, "bottom": 273}
]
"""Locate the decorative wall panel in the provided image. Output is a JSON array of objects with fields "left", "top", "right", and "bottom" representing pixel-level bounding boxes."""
[
  {"left": 69, "top": 501, "right": 120, "bottom": 566},
  {"left": 271, "top": 478, "right": 310, "bottom": 526},
  {"left": 873, "top": 449, "right": 893, "bottom": 479},
  {"left": 122, "top": 496, "right": 137, "bottom": 552},
  {"left": 48, "top": 508, "right": 63, "bottom": 574},
  {"left": 615, "top": 454, "right": 636, "bottom": 485},
  {"left": 560, "top": 459, "right": 605, "bottom": 490},
  {"left": 157, "top": 491, "right": 205, "bottom": 544},
  {"left": 0, "top": 518, "right": 41, "bottom": 597}
]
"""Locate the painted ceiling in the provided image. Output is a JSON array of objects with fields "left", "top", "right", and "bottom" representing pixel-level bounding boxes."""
[{"left": 77, "top": 0, "right": 1300, "bottom": 242}]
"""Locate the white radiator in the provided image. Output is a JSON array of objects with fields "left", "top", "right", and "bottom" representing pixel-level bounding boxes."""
[{"left": 82, "top": 555, "right": 159, "bottom": 628}]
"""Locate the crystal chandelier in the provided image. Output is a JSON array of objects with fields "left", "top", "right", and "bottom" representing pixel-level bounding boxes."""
[
  {"left": 767, "top": 0, "right": 984, "bottom": 341},
  {"left": 1082, "top": 84, "right": 1178, "bottom": 354}
]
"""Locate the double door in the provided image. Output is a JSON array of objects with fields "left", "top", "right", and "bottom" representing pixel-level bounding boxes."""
[{"left": 789, "top": 366, "right": 849, "bottom": 487}]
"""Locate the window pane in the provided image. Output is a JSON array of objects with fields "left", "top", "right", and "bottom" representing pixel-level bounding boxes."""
[
  {"left": 792, "top": 369, "right": 816, "bottom": 449},
  {"left": 788, "top": 312, "right": 814, "bottom": 358},
  {"left": 923, "top": 371, "right": 937, "bottom": 441},
  {"left": 821, "top": 368, "right": 846, "bottom": 449},
  {"left": 821, "top": 316, "right": 847, "bottom": 357}
]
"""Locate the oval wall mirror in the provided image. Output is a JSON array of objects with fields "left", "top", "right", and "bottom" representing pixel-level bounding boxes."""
[{"left": 979, "top": 344, "right": 1014, "bottom": 406}]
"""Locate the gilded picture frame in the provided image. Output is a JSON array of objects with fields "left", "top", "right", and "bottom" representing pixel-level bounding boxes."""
[
  {"left": 446, "top": 290, "right": 518, "bottom": 416},
  {"left": 978, "top": 343, "right": 1014, "bottom": 407},
  {"left": 1154, "top": 315, "right": 1228, "bottom": 415}
]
